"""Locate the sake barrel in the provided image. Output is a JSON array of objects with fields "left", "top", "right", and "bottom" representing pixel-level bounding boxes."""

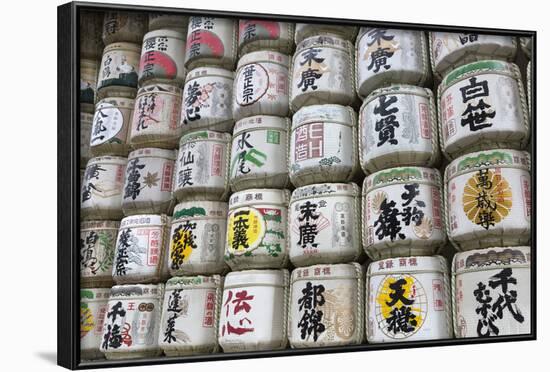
[
  {"left": 159, "top": 275, "right": 222, "bottom": 355},
  {"left": 129, "top": 83, "right": 183, "bottom": 149},
  {"left": 90, "top": 96, "right": 134, "bottom": 156},
  {"left": 185, "top": 17, "right": 237, "bottom": 70},
  {"left": 80, "top": 288, "right": 110, "bottom": 360},
  {"left": 362, "top": 166, "right": 446, "bottom": 259},
  {"left": 181, "top": 67, "right": 234, "bottom": 133},
  {"left": 80, "top": 220, "right": 120, "bottom": 288},
  {"left": 81, "top": 59, "right": 99, "bottom": 113},
  {"left": 238, "top": 20, "right": 295, "bottom": 55},
  {"left": 138, "top": 29, "right": 187, "bottom": 86},
  {"left": 102, "top": 11, "right": 147, "bottom": 45},
  {"left": 366, "top": 255, "right": 452, "bottom": 342},
  {"left": 225, "top": 189, "right": 290, "bottom": 270},
  {"left": 438, "top": 60, "right": 529, "bottom": 159},
  {"left": 288, "top": 263, "right": 364, "bottom": 347},
  {"left": 97, "top": 42, "right": 141, "bottom": 100},
  {"left": 233, "top": 51, "right": 290, "bottom": 120},
  {"left": 290, "top": 104, "right": 359, "bottom": 187},
  {"left": 80, "top": 11, "right": 104, "bottom": 59},
  {"left": 148, "top": 13, "right": 188, "bottom": 33},
  {"left": 290, "top": 35, "right": 355, "bottom": 111},
  {"left": 112, "top": 214, "right": 170, "bottom": 285},
  {"left": 174, "top": 130, "right": 231, "bottom": 201},
  {"left": 445, "top": 149, "right": 531, "bottom": 251},
  {"left": 356, "top": 28, "right": 431, "bottom": 98},
  {"left": 100, "top": 284, "right": 164, "bottom": 359},
  {"left": 453, "top": 246, "right": 531, "bottom": 337},
  {"left": 359, "top": 85, "right": 439, "bottom": 173},
  {"left": 121, "top": 148, "right": 176, "bottom": 215},
  {"left": 289, "top": 183, "right": 362, "bottom": 267},
  {"left": 168, "top": 201, "right": 229, "bottom": 276},
  {"left": 229, "top": 116, "right": 290, "bottom": 191},
  {"left": 520, "top": 37, "right": 532, "bottom": 59},
  {"left": 81, "top": 156, "right": 126, "bottom": 220},
  {"left": 81, "top": 112, "right": 94, "bottom": 167},
  {"left": 430, "top": 32, "right": 517, "bottom": 79},
  {"left": 294, "top": 23, "right": 358, "bottom": 44},
  {"left": 218, "top": 269, "right": 289, "bottom": 352}
]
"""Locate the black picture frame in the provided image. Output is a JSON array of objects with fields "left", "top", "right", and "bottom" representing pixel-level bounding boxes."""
[{"left": 57, "top": 1, "right": 537, "bottom": 370}]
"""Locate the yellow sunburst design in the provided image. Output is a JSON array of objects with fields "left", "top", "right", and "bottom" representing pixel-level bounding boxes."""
[
  {"left": 376, "top": 276, "right": 424, "bottom": 328},
  {"left": 80, "top": 306, "right": 94, "bottom": 338},
  {"left": 170, "top": 228, "right": 195, "bottom": 263},
  {"left": 462, "top": 169, "right": 512, "bottom": 227},
  {"left": 227, "top": 207, "right": 266, "bottom": 255}
]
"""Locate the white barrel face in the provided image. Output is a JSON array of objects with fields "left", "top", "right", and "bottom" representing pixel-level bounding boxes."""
[
  {"left": 100, "top": 284, "right": 164, "bottom": 358},
  {"left": 138, "top": 30, "right": 187, "bottom": 85},
  {"left": 80, "top": 221, "right": 119, "bottom": 287},
  {"left": 288, "top": 263, "right": 364, "bottom": 347},
  {"left": 366, "top": 256, "right": 451, "bottom": 343},
  {"left": 159, "top": 276, "right": 221, "bottom": 355},
  {"left": 439, "top": 61, "right": 528, "bottom": 158},
  {"left": 97, "top": 42, "right": 141, "bottom": 98},
  {"left": 185, "top": 17, "right": 237, "bottom": 70},
  {"left": 453, "top": 246, "right": 531, "bottom": 338},
  {"left": 289, "top": 183, "right": 361, "bottom": 266},
  {"left": 91, "top": 97, "right": 135, "bottom": 156},
  {"left": 446, "top": 150, "right": 531, "bottom": 251},
  {"left": 360, "top": 86, "right": 437, "bottom": 173},
  {"left": 356, "top": 28, "right": 428, "bottom": 97}
]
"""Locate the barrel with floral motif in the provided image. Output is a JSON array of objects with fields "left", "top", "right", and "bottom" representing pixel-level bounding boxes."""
[
  {"left": 438, "top": 60, "right": 529, "bottom": 159},
  {"left": 430, "top": 32, "right": 517, "bottom": 79},
  {"left": 121, "top": 148, "right": 176, "bottom": 215},
  {"left": 90, "top": 96, "right": 134, "bottom": 156},
  {"left": 130, "top": 83, "right": 183, "bottom": 149},
  {"left": 148, "top": 13, "right": 188, "bottom": 33},
  {"left": 81, "top": 59, "right": 99, "bottom": 113},
  {"left": 294, "top": 23, "right": 358, "bottom": 44},
  {"left": 174, "top": 130, "right": 231, "bottom": 201},
  {"left": 218, "top": 269, "right": 289, "bottom": 352},
  {"left": 81, "top": 112, "right": 94, "bottom": 167},
  {"left": 288, "top": 263, "right": 364, "bottom": 348},
  {"left": 102, "top": 11, "right": 147, "bottom": 45},
  {"left": 185, "top": 17, "right": 237, "bottom": 70},
  {"left": 290, "top": 35, "right": 355, "bottom": 111},
  {"left": 452, "top": 246, "right": 531, "bottom": 338},
  {"left": 168, "top": 201, "right": 229, "bottom": 276},
  {"left": 100, "top": 284, "right": 164, "bottom": 359},
  {"left": 112, "top": 214, "right": 170, "bottom": 285},
  {"left": 230, "top": 116, "right": 290, "bottom": 191},
  {"left": 225, "top": 189, "right": 290, "bottom": 270},
  {"left": 80, "top": 288, "right": 110, "bottom": 360},
  {"left": 97, "top": 42, "right": 141, "bottom": 100},
  {"left": 81, "top": 156, "right": 126, "bottom": 220},
  {"left": 289, "top": 183, "right": 362, "bottom": 267},
  {"left": 356, "top": 28, "right": 431, "bottom": 98},
  {"left": 80, "top": 11, "right": 104, "bottom": 59},
  {"left": 159, "top": 275, "right": 222, "bottom": 355},
  {"left": 290, "top": 104, "right": 359, "bottom": 187},
  {"left": 233, "top": 51, "right": 290, "bottom": 120},
  {"left": 359, "top": 85, "right": 439, "bottom": 173},
  {"left": 80, "top": 220, "right": 120, "bottom": 288},
  {"left": 181, "top": 67, "right": 234, "bottom": 133},
  {"left": 238, "top": 20, "right": 294, "bottom": 55},
  {"left": 366, "top": 255, "right": 452, "bottom": 343},
  {"left": 138, "top": 29, "right": 187, "bottom": 86},
  {"left": 445, "top": 149, "right": 531, "bottom": 251},
  {"left": 362, "top": 166, "right": 446, "bottom": 260}
]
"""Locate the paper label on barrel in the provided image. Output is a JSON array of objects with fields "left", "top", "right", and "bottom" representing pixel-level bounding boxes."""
[
  {"left": 160, "top": 288, "right": 217, "bottom": 347},
  {"left": 100, "top": 297, "right": 160, "bottom": 352},
  {"left": 186, "top": 17, "right": 234, "bottom": 62},
  {"left": 239, "top": 20, "right": 281, "bottom": 43},
  {"left": 176, "top": 140, "right": 227, "bottom": 191},
  {"left": 80, "top": 227, "right": 116, "bottom": 279},
  {"left": 99, "top": 50, "right": 139, "bottom": 89},
  {"left": 230, "top": 128, "right": 286, "bottom": 180},
  {"left": 91, "top": 103, "right": 124, "bottom": 145},
  {"left": 181, "top": 76, "right": 233, "bottom": 127},
  {"left": 140, "top": 34, "right": 186, "bottom": 81},
  {"left": 357, "top": 29, "right": 424, "bottom": 85},
  {"left": 123, "top": 156, "right": 174, "bottom": 203},
  {"left": 448, "top": 166, "right": 530, "bottom": 238},
  {"left": 362, "top": 92, "right": 433, "bottom": 164},
  {"left": 455, "top": 249, "right": 530, "bottom": 337},
  {"left": 290, "top": 123, "right": 354, "bottom": 174},
  {"left": 169, "top": 211, "right": 226, "bottom": 271},
  {"left": 440, "top": 73, "right": 524, "bottom": 150},
  {"left": 133, "top": 90, "right": 182, "bottom": 134},
  {"left": 364, "top": 182, "right": 444, "bottom": 247},
  {"left": 113, "top": 226, "right": 163, "bottom": 280}
]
